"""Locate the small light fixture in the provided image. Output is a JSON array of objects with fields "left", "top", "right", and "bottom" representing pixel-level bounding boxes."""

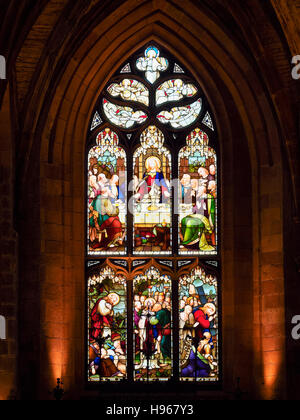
[
  {"left": 0, "top": 55, "right": 6, "bottom": 80},
  {"left": 234, "top": 377, "right": 247, "bottom": 400},
  {"left": 53, "top": 378, "right": 64, "bottom": 401},
  {"left": 0, "top": 315, "right": 6, "bottom": 340}
]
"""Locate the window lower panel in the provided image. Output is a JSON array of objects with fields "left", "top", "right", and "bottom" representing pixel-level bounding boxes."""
[{"left": 87, "top": 260, "right": 220, "bottom": 384}]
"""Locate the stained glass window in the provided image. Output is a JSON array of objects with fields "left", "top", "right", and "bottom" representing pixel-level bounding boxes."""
[
  {"left": 134, "top": 267, "right": 172, "bottom": 381},
  {"left": 133, "top": 126, "right": 172, "bottom": 255},
  {"left": 86, "top": 44, "right": 220, "bottom": 387},
  {"left": 88, "top": 266, "right": 127, "bottom": 382},
  {"left": 179, "top": 266, "right": 219, "bottom": 382},
  {"left": 179, "top": 129, "right": 217, "bottom": 255}
]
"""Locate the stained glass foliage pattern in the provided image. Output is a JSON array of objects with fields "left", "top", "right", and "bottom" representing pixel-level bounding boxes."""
[
  {"left": 136, "top": 46, "right": 169, "bottom": 84},
  {"left": 156, "top": 80, "right": 197, "bottom": 106},
  {"left": 133, "top": 126, "right": 172, "bottom": 255},
  {"left": 157, "top": 99, "right": 202, "bottom": 129},
  {"left": 91, "top": 111, "right": 102, "bottom": 131},
  {"left": 134, "top": 267, "right": 172, "bottom": 381},
  {"left": 120, "top": 63, "right": 131, "bottom": 74},
  {"left": 179, "top": 129, "right": 217, "bottom": 255},
  {"left": 179, "top": 267, "right": 219, "bottom": 382},
  {"left": 88, "top": 129, "right": 127, "bottom": 255},
  {"left": 107, "top": 79, "right": 149, "bottom": 106},
  {"left": 202, "top": 112, "right": 214, "bottom": 131},
  {"left": 88, "top": 266, "right": 127, "bottom": 382},
  {"left": 174, "top": 63, "right": 185, "bottom": 74},
  {"left": 103, "top": 99, "right": 148, "bottom": 129}
]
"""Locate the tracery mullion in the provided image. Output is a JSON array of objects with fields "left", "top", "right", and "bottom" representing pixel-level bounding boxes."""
[
  {"left": 127, "top": 144, "right": 134, "bottom": 257},
  {"left": 102, "top": 94, "right": 150, "bottom": 115},
  {"left": 127, "top": 275, "right": 134, "bottom": 382},
  {"left": 155, "top": 94, "right": 203, "bottom": 113},
  {"left": 172, "top": 273, "right": 180, "bottom": 382},
  {"left": 172, "top": 135, "right": 180, "bottom": 257}
]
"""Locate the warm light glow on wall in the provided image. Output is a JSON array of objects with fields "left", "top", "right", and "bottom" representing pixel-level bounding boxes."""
[
  {"left": 0, "top": 376, "right": 13, "bottom": 401},
  {"left": 47, "top": 340, "right": 63, "bottom": 386},
  {"left": 263, "top": 349, "right": 283, "bottom": 399}
]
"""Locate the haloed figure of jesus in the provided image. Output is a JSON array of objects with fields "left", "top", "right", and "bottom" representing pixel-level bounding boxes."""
[{"left": 135, "top": 156, "right": 170, "bottom": 204}]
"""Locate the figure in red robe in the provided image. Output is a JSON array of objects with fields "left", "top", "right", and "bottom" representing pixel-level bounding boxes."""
[
  {"left": 193, "top": 303, "right": 216, "bottom": 340},
  {"left": 90, "top": 293, "right": 120, "bottom": 341}
]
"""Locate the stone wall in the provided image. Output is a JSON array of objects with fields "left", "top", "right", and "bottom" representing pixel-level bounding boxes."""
[
  {"left": 0, "top": 0, "right": 299, "bottom": 400},
  {"left": 0, "top": 86, "right": 18, "bottom": 400}
]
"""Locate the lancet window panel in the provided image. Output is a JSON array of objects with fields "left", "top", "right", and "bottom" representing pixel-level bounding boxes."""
[
  {"left": 87, "top": 128, "right": 127, "bottom": 256},
  {"left": 179, "top": 265, "right": 219, "bottom": 382},
  {"left": 133, "top": 266, "right": 173, "bottom": 382},
  {"left": 179, "top": 128, "right": 218, "bottom": 256},
  {"left": 133, "top": 126, "right": 172, "bottom": 256},
  {"left": 88, "top": 265, "right": 128, "bottom": 382}
]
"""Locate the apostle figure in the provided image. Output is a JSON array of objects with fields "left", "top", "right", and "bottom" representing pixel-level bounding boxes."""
[
  {"left": 111, "top": 333, "right": 127, "bottom": 376},
  {"left": 193, "top": 303, "right": 216, "bottom": 341},
  {"left": 181, "top": 336, "right": 212, "bottom": 379},
  {"left": 90, "top": 293, "right": 120, "bottom": 341},
  {"left": 89, "top": 340, "right": 120, "bottom": 378},
  {"left": 89, "top": 172, "right": 124, "bottom": 250},
  {"left": 208, "top": 164, "right": 216, "bottom": 182},
  {"left": 180, "top": 174, "right": 192, "bottom": 204},
  {"left": 135, "top": 297, "right": 161, "bottom": 370},
  {"left": 180, "top": 185, "right": 215, "bottom": 251},
  {"left": 108, "top": 174, "right": 125, "bottom": 204},
  {"left": 198, "top": 167, "right": 210, "bottom": 189},
  {"left": 154, "top": 305, "right": 172, "bottom": 362}
]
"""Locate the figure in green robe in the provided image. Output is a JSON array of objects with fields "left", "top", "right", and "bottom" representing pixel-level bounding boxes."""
[
  {"left": 155, "top": 308, "right": 171, "bottom": 360},
  {"left": 181, "top": 193, "right": 215, "bottom": 252}
]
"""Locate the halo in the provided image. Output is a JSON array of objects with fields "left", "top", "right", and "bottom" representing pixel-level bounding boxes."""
[
  {"left": 205, "top": 302, "right": 216, "bottom": 313},
  {"left": 145, "top": 156, "right": 161, "bottom": 171},
  {"left": 145, "top": 46, "right": 159, "bottom": 57},
  {"left": 144, "top": 297, "right": 156, "bottom": 308},
  {"left": 107, "top": 293, "right": 120, "bottom": 306}
]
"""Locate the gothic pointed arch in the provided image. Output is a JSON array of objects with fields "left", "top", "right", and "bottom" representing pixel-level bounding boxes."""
[{"left": 86, "top": 43, "right": 220, "bottom": 385}]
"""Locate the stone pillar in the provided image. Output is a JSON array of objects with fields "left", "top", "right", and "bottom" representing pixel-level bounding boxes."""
[{"left": 0, "top": 86, "right": 18, "bottom": 400}]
